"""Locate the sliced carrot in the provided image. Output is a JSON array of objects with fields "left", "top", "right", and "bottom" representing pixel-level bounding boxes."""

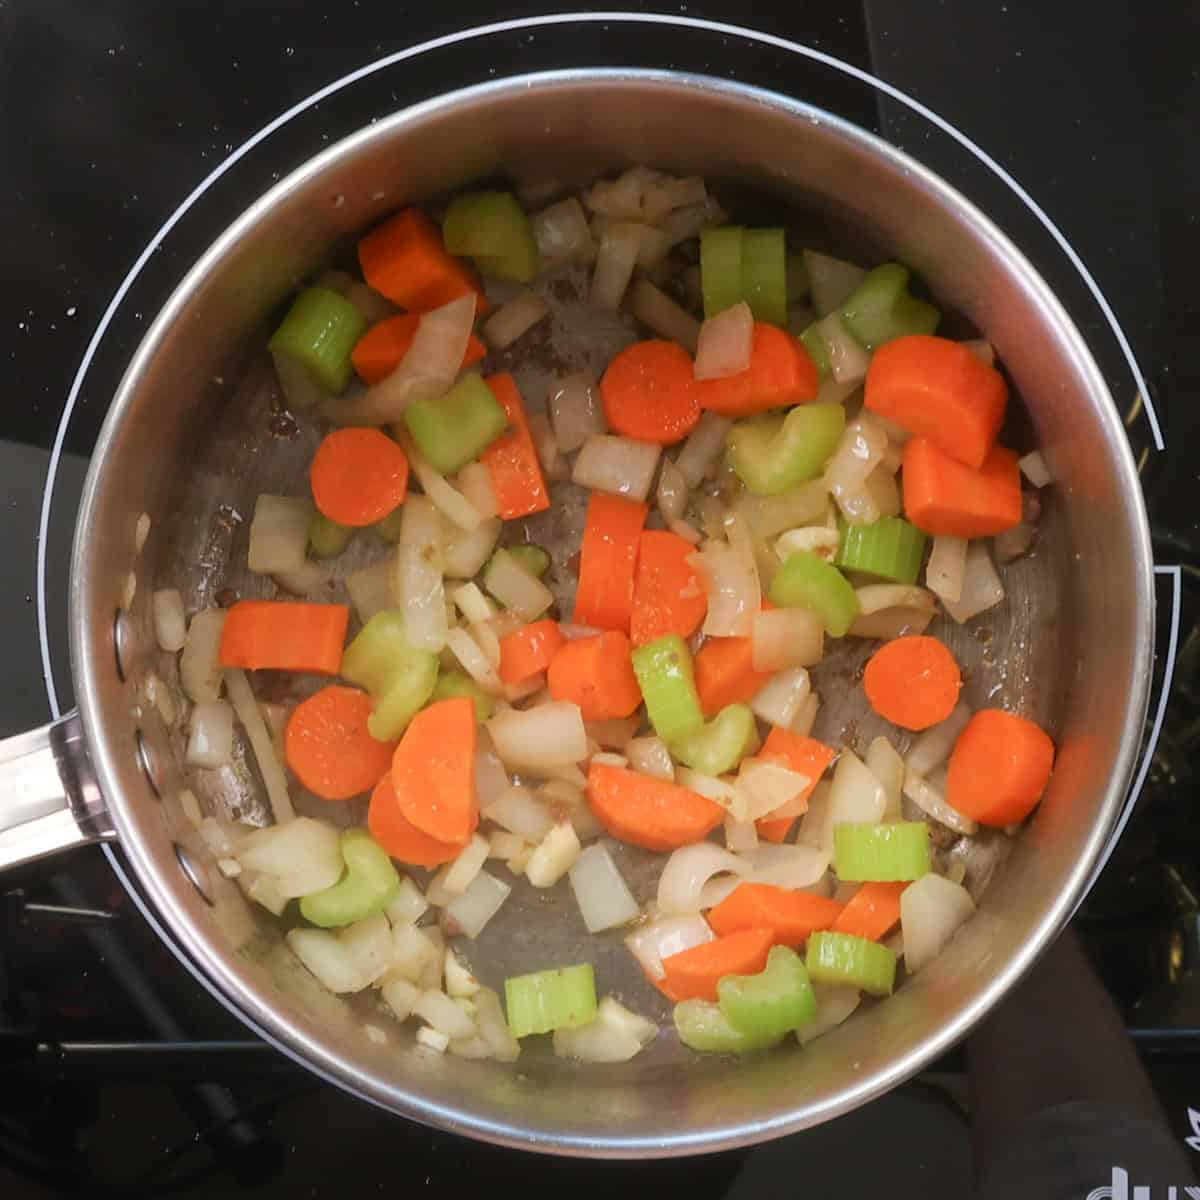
[
  {"left": 630, "top": 529, "right": 708, "bottom": 647},
  {"left": 694, "top": 636, "right": 773, "bottom": 716},
  {"left": 390, "top": 697, "right": 479, "bottom": 844},
  {"left": 599, "top": 339, "right": 701, "bottom": 445},
  {"left": 753, "top": 727, "right": 837, "bottom": 840},
  {"left": 586, "top": 761, "right": 725, "bottom": 852},
  {"left": 218, "top": 601, "right": 348, "bottom": 675},
  {"left": 479, "top": 373, "right": 550, "bottom": 519},
  {"left": 693, "top": 323, "right": 819, "bottom": 417},
  {"left": 902, "top": 437, "right": 1022, "bottom": 538},
  {"left": 310, "top": 428, "right": 410, "bottom": 527},
  {"left": 707, "top": 883, "right": 844, "bottom": 948},
  {"left": 863, "top": 634, "right": 962, "bottom": 732},
  {"left": 357, "top": 208, "right": 488, "bottom": 313},
  {"left": 865, "top": 334, "right": 1007, "bottom": 469},
  {"left": 498, "top": 619, "right": 566, "bottom": 686},
  {"left": 368, "top": 771, "right": 465, "bottom": 866},
  {"left": 283, "top": 686, "right": 397, "bottom": 801},
  {"left": 352, "top": 313, "right": 486, "bottom": 384},
  {"left": 573, "top": 491, "right": 648, "bottom": 633},
  {"left": 831, "top": 881, "right": 909, "bottom": 942},
  {"left": 547, "top": 631, "right": 642, "bottom": 720},
  {"left": 657, "top": 927, "right": 775, "bottom": 1002},
  {"left": 946, "top": 708, "right": 1055, "bottom": 827}
]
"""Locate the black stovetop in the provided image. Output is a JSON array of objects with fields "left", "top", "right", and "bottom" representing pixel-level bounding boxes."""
[{"left": 2, "top": 2, "right": 1198, "bottom": 1195}]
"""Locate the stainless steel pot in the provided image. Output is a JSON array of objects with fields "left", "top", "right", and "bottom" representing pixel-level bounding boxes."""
[{"left": 0, "top": 71, "right": 1153, "bottom": 1156}]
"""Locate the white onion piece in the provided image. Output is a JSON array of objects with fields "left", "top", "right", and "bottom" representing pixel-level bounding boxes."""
[
  {"left": 625, "top": 915, "right": 715, "bottom": 981},
  {"left": 825, "top": 414, "right": 887, "bottom": 493},
  {"left": 341, "top": 913, "right": 396, "bottom": 985},
  {"left": 443, "top": 517, "right": 502, "bottom": 580},
  {"left": 847, "top": 585, "right": 938, "bottom": 640},
  {"left": 236, "top": 817, "right": 342, "bottom": 898},
  {"left": 668, "top": 518, "right": 702, "bottom": 545},
  {"left": 248, "top": 494, "right": 312, "bottom": 575},
  {"left": 388, "top": 927, "right": 439, "bottom": 985},
  {"left": 385, "top": 878, "right": 429, "bottom": 928},
  {"left": 657, "top": 844, "right": 752, "bottom": 914},
  {"left": 446, "top": 627, "right": 504, "bottom": 694},
  {"left": 675, "top": 769, "right": 741, "bottom": 817},
  {"left": 473, "top": 986, "right": 521, "bottom": 1061},
  {"left": 791, "top": 692, "right": 820, "bottom": 738},
  {"left": 725, "top": 817, "right": 760, "bottom": 853},
  {"left": 675, "top": 412, "right": 732, "bottom": 488},
  {"left": 750, "top": 667, "right": 812, "bottom": 729},
  {"left": 797, "top": 781, "right": 834, "bottom": 854},
  {"left": 585, "top": 167, "right": 659, "bottom": 218},
  {"left": 696, "top": 495, "right": 726, "bottom": 542},
  {"left": 482, "top": 549, "right": 555, "bottom": 621},
  {"left": 590, "top": 222, "right": 641, "bottom": 309},
  {"left": 694, "top": 301, "right": 753, "bottom": 379},
  {"left": 585, "top": 716, "right": 640, "bottom": 750},
  {"left": 525, "top": 820, "right": 582, "bottom": 888},
  {"left": 698, "top": 843, "right": 831, "bottom": 908},
  {"left": 272, "top": 561, "right": 329, "bottom": 595},
  {"left": 626, "top": 736, "right": 675, "bottom": 781},
  {"left": 926, "top": 534, "right": 968, "bottom": 605},
  {"left": 589, "top": 751, "right": 628, "bottom": 769},
  {"left": 528, "top": 412, "right": 569, "bottom": 482},
  {"left": 483, "top": 291, "right": 549, "bottom": 350},
  {"left": 572, "top": 434, "right": 662, "bottom": 502},
  {"left": 906, "top": 702, "right": 973, "bottom": 778},
  {"left": 186, "top": 700, "right": 234, "bottom": 768},
  {"left": 484, "top": 785, "right": 555, "bottom": 841},
  {"left": 152, "top": 589, "right": 187, "bottom": 652},
  {"left": 1018, "top": 450, "right": 1051, "bottom": 487},
  {"left": 803, "top": 251, "right": 867, "bottom": 317},
  {"left": 287, "top": 928, "right": 369, "bottom": 994},
  {"left": 392, "top": 495, "right": 447, "bottom": 653},
  {"left": 474, "top": 732, "right": 511, "bottom": 807},
  {"left": 553, "top": 996, "right": 657, "bottom": 1063},
  {"left": 428, "top": 834, "right": 490, "bottom": 900},
  {"left": 751, "top": 608, "right": 824, "bottom": 672},
  {"left": 866, "top": 736, "right": 905, "bottom": 821},
  {"left": 900, "top": 873, "right": 976, "bottom": 974},
  {"left": 452, "top": 581, "right": 497, "bottom": 625},
  {"left": 180, "top": 609, "right": 226, "bottom": 704},
  {"left": 416, "top": 1027, "right": 449, "bottom": 1054},
  {"left": 825, "top": 750, "right": 887, "bottom": 845},
  {"left": 414, "top": 989, "right": 477, "bottom": 1040},
  {"left": 345, "top": 560, "right": 395, "bottom": 623},
  {"left": 548, "top": 371, "right": 605, "bottom": 454},
  {"left": 692, "top": 539, "right": 760, "bottom": 638},
  {"left": 225, "top": 667, "right": 295, "bottom": 824},
  {"left": 902, "top": 766, "right": 978, "bottom": 835},
  {"left": 488, "top": 830, "right": 530, "bottom": 861},
  {"left": 735, "top": 760, "right": 812, "bottom": 820},
  {"left": 402, "top": 436, "right": 484, "bottom": 531},
  {"left": 272, "top": 349, "right": 325, "bottom": 412},
  {"left": 488, "top": 701, "right": 588, "bottom": 770},
  {"left": 797, "top": 983, "right": 862, "bottom": 1044},
  {"left": 864, "top": 466, "right": 901, "bottom": 518},
  {"left": 737, "top": 483, "right": 829, "bottom": 540},
  {"left": 569, "top": 843, "right": 640, "bottom": 932},
  {"left": 630, "top": 279, "right": 701, "bottom": 353},
  {"left": 661, "top": 196, "right": 727, "bottom": 247},
  {"left": 445, "top": 871, "right": 512, "bottom": 939},
  {"left": 775, "top": 526, "right": 840, "bottom": 563},
  {"left": 815, "top": 312, "right": 871, "bottom": 384},
  {"left": 532, "top": 196, "right": 596, "bottom": 264},
  {"left": 943, "top": 540, "right": 1004, "bottom": 624},
  {"left": 656, "top": 459, "right": 689, "bottom": 525},
  {"left": 456, "top": 461, "right": 499, "bottom": 520}
]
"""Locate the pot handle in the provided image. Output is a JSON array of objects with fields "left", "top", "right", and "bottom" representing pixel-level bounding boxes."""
[{"left": 0, "top": 711, "right": 115, "bottom": 871}]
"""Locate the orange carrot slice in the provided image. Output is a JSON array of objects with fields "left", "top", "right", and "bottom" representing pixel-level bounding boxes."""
[
  {"left": 480, "top": 373, "right": 551, "bottom": 519},
  {"left": 599, "top": 339, "right": 702, "bottom": 445},
  {"left": 368, "top": 771, "right": 466, "bottom": 866},
  {"left": 586, "top": 761, "right": 724, "bottom": 851},
  {"left": 657, "top": 927, "right": 775, "bottom": 1002},
  {"left": 352, "top": 313, "right": 487, "bottom": 384},
  {"left": 945, "top": 708, "right": 1055, "bottom": 827},
  {"left": 547, "top": 631, "right": 642, "bottom": 721},
  {"left": 498, "top": 619, "right": 565, "bottom": 686},
  {"left": 218, "top": 601, "right": 349, "bottom": 675},
  {"left": 573, "top": 491, "right": 648, "bottom": 633},
  {"left": 284, "top": 685, "right": 397, "bottom": 801},
  {"left": 390, "top": 697, "right": 479, "bottom": 845},
  {"left": 863, "top": 635, "right": 962, "bottom": 731},
  {"left": 902, "top": 436, "right": 1022, "bottom": 538},
  {"left": 707, "top": 883, "right": 845, "bottom": 948},
  {"left": 630, "top": 529, "right": 708, "bottom": 647},
  {"left": 310, "top": 428, "right": 410, "bottom": 527},
  {"left": 830, "top": 881, "right": 909, "bottom": 942},
  {"left": 694, "top": 323, "right": 820, "bottom": 416}
]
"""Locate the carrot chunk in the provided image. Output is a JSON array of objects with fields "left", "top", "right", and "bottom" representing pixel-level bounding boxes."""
[
  {"left": 902, "top": 436, "right": 1022, "bottom": 538},
  {"left": 284, "top": 686, "right": 396, "bottom": 800}
]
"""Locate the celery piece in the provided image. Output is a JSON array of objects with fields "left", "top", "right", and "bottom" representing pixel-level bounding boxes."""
[
  {"left": 839, "top": 263, "right": 940, "bottom": 351},
  {"left": 404, "top": 374, "right": 509, "bottom": 476},
  {"left": 701, "top": 226, "right": 745, "bottom": 319},
  {"left": 340, "top": 610, "right": 439, "bottom": 740},
  {"left": 432, "top": 669, "right": 496, "bottom": 723},
  {"left": 741, "top": 229, "right": 788, "bottom": 327},
  {"left": 268, "top": 286, "right": 367, "bottom": 395},
  {"left": 631, "top": 634, "right": 705, "bottom": 743},
  {"left": 504, "top": 964, "right": 597, "bottom": 1038},
  {"left": 769, "top": 551, "right": 860, "bottom": 638},
  {"left": 799, "top": 324, "right": 832, "bottom": 377},
  {"left": 835, "top": 516, "right": 927, "bottom": 586},
  {"left": 671, "top": 703, "right": 759, "bottom": 776},
  {"left": 674, "top": 998, "right": 785, "bottom": 1053},
  {"left": 727, "top": 403, "right": 846, "bottom": 496},
  {"left": 308, "top": 511, "right": 354, "bottom": 558},
  {"left": 299, "top": 828, "right": 400, "bottom": 928},
  {"left": 833, "top": 821, "right": 931, "bottom": 882},
  {"left": 505, "top": 543, "right": 551, "bottom": 578},
  {"left": 443, "top": 191, "right": 541, "bottom": 283},
  {"left": 718, "top": 945, "right": 817, "bottom": 1040},
  {"left": 806, "top": 931, "right": 897, "bottom": 996},
  {"left": 373, "top": 509, "right": 405, "bottom": 543}
]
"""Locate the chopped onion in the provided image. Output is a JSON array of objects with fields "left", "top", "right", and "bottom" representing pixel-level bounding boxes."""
[
  {"left": 241, "top": 871, "right": 288, "bottom": 916},
  {"left": 341, "top": 913, "right": 396, "bottom": 985},
  {"left": 803, "top": 251, "right": 867, "bottom": 317},
  {"left": 483, "top": 548, "right": 555, "bottom": 621},
  {"left": 472, "top": 986, "right": 520, "bottom": 1061},
  {"left": 565, "top": 843, "right": 640, "bottom": 932},
  {"left": 393, "top": 495, "right": 447, "bottom": 653},
  {"left": 735, "top": 760, "right": 812, "bottom": 820},
  {"left": 750, "top": 666, "right": 812, "bottom": 729},
  {"left": 825, "top": 749, "right": 886, "bottom": 845},
  {"left": 446, "top": 627, "right": 504, "bottom": 694},
  {"left": 815, "top": 312, "right": 870, "bottom": 383},
  {"left": 626, "top": 914, "right": 714, "bottom": 980},
  {"left": 390, "top": 925, "right": 440, "bottom": 985},
  {"left": 553, "top": 996, "right": 657, "bottom": 1063},
  {"left": 751, "top": 608, "right": 824, "bottom": 672},
  {"left": 692, "top": 538, "right": 760, "bottom": 638},
  {"left": 483, "top": 291, "right": 549, "bottom": 350},
  {"left": 791, "top": 691, "right": 820, "bottom": 737},
  {"left": 825, "top": 415, "right": 887, "bottom": 515},
  {"left": 488, "top": 830, "right": 529, "bottom": 861},
  {"left": 589, "top": 751, "right": 628, "bottom": 769},
  {"left": 626, "top": 736, "right": 675, "bottom": 781},
  {"left": 584, "top": 167, "right": 659, "bottom": 218},
  {"left": 590, "top": 222, "right": 641, "bottom": 309},
  {"left": 943, "top": 540, "right": 1004, "bottom": 624},
  {"left": 248, "top": 494, "right": 311, "bottom": 575},
  {"left": 456, "top": 462, "right": 499, "bottom": 520},
  {"left": 444, "top": 870, "right": 511, "bottom": 939},
  {"left": 572, "top": 434, "right": 662, "bottom": 502},
  {"left": 630, "top": 279, "right": 701, "bottom": 353},
  {"left": 225, "top": 667, "right": 295, "bottom": 823},
  {"left": 444, "top": 517, "right": 502, "bottom": 580},
  {"left": 725, "top": 817, "right": 760, "bottom": 853},
  {"left": 414, "top": 989, "right": 476, "bottom": 1040},
  {"left": 657, "top": 844, "right": 750, "bottom": 914},
  {"left": 902, "top": 766, "right": 977, "bottom": 835},
  {"left": 402, "top": 436, "right": 484, "bottom": 531},
  {"left": 548, "top": 371, "right": 605, "bottom": 454},
  {"left": 797, "top": 983, "right": 861, "bottom": 1044},
  {"left": 926, "top": 534, "right": 967, "bottom": 605},
  {"left": 152, "top": 589, "right": 187, "bottom": 653},
  {"left": 900, "top": 872, "right": 976, "bottom": 974},
  {"left": 180, "top": 609, "right": 226, "bottom": 704},
  {"left": 656, "top": 459, "right": 688, "bottom": 526},
  {"left": 272, "top": 349, "right": 326, "bottom": 412},
  {"left": 528, "top": 412, "right": 570, "bottom": 482},
  {"left": 236, "top": 817, "right": 342, "bottom": 898},
  {"left": 484, "top": 785, "right": 557, "bottom": 841},
  {"left": 452, "top": 581, "right": 497, "bottom": 625},
  {"left": 186, "top": 700, "right": 234, "bottom": 767},
  {"left": 287, "top": 928, "right": 368, "bottom": 994},
  {"left": 864, "top": 466, "right": 901, "bottom": 518},
  {"left": 661, "top": 196, "right": 727, "bottom": 247},
  {"left": 272, "top": 561, "right": 329, "bottom": 595},
  {"left": 866, "top": 736, "right": 904, "bottom": 820},
  {"left": 1018, "top": 450, "right": 1051, "bottom": 488},
  {"left": 739, "top": 842, "right": 830, "bottom": 890},
  {"left": 385, "top": 878, "right": 429, "bottom": 928},
  {"left": 775, "top": 526, "right": 840, "bottom": 562},
  {"left": 675, "top": 412, "right": 732, "bottom": 488},
  {"left": 906, "top": 702, "right": 972, "bottom": 778},
  {"left": 487, "top": 702, "right": 588, "bottom": 769},
  {"left": 961, "top": 338, "right": 995, "bottom": 366},
  {"left": 694, "top": 301, "right": 754, "bottom": 380},
  {"left": 525, "top": 820, "right": 582, "bottom": 888},
  {"left": 585, "top": 716, "right": 640, "bottom": 750},
  {"left": 736, "top": 482, "right": 829, "bottom": 541},
  {"left": 797, "top": 781, "right": 834, "bottom": 854},
  {"left": 474, "top": 733, "right": 511, "bottom": 807},
  {"left": 428, "top": 834, "right": 490, "bottom": 900},
  {"left": 179, "top": 789, "right": 203, "bottom": 829},
  {"left": 532, "top": 196, "right": 596, "bottom": 264},
  {"left": 847, "top": 584, "right": 938, "bottom": 640},
  {"left": 345, "top": 560, "right": 396, "bottom": 623}
]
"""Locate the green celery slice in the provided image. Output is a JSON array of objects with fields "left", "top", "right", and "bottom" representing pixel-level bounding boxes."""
[
  {"left": 308, "top": 511, "right": 354, "bottom": 558},
  {"left": 701, "top": 226, "right": 745, "bottom": 319},
  {"left": 833, "top": 821, "right": 931, "bottom": 882},
  {"left": 340, "top": 610, "right": 439, "bottom": 741},
  {"left": 443, "top": 191, "right": 541, "bottom": 283},
  {"left": 298, "top": 829, "right": 400, "bottom": 928},
  {"left": 799, "top": 324, "right": 832, "bottom": 377},
  {"left": 504, "top": 543, "right": 551, "bottom": 578},
  {"left": 769, "top": 551, "right": 860, "bottom": 637},
  {"left": 718, "top": 945, "right": 818, "bottom": 1039},
  {"left": 670, "top": 703, "right": 759, "bottom": 776},
  {"left": 835, "top": 516, "right": 928, "bottom": 585},
  {"left": 505, "top": 964, "right": 597, "bottom": 1038},
  {"left": 404, "top": 374, "right": 509, "bottom": 475},
  {"left": 431, "top": 669, "right": 496, "bottom": 723},
  {"left": 741, "top": 228, "right": 788, "bottom": 326},
  {"left": 839, "top": 263, "right": 940, "bottom": 351},
  {"left": 268, "top": 286, "right": 367, "bottom": 395},
  {"left": 674, "top": 998, "right": 785, "bottom": 1053},
  {"left": 631, "top": 634, "right": 705, "bottom": 743},
  {"left": 727, "top": 403, "right": 846, "bottom": 496},
  {"left": 806, "top": 931, "right": 897, "bottom": 996},
  {"left": 373, "top": 509, "right": 404, "bottom": 543}
]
